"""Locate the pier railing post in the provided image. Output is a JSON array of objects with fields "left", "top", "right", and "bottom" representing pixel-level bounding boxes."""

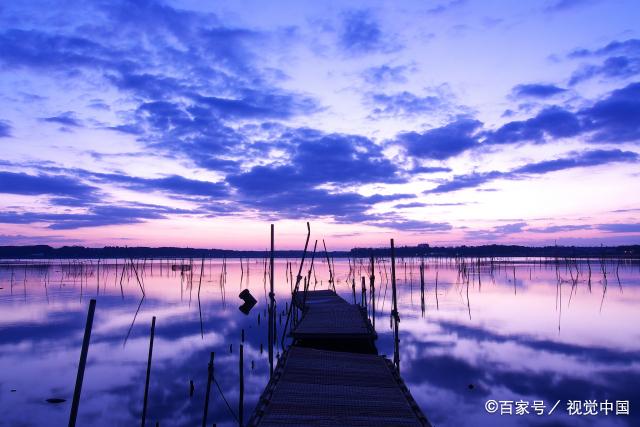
[{"left": 68, "top": 298, "right": 96, "bottom": 427}]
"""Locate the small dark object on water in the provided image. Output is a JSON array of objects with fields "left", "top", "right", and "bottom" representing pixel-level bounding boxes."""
[
  {"left": 189, "top": 380, "right": 194, "bottom": 397},
  {"left": 251, "top": 360, "right": 255, "bottom": 370},
  {"left": 238, "top": 289, "right": 257, "bottom": 315},
  {"left": 10, "top": 389, "right": 16, "bottom": 392},
  {"left": 468, "top": 384, "right": 474, "bottom": 390},
  {"left": 46, "top": 398, "right": 66, "bottom": 404},
  {"left": 171, "top": 264, "right": 191, "bottom": 272},
  {"left": 229, "top": 343, "right": 233, "bottom": 353}
]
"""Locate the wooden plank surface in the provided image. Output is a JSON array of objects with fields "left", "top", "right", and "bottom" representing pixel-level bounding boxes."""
[
  {"left": 291, "top": 290, "right": 376, "bottom": 340},
  {"left": 249, "top": 347, "right": 430, "bottom": 426},
  {"left": 293, "top": 289, "right": 347, "bottom": 308}
]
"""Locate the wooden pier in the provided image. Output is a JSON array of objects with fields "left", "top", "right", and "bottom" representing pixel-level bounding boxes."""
[{"left": 248, "top": 290, "right": 431, "bottom": 426}]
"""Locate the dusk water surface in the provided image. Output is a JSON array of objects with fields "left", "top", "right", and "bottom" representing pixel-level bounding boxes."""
[{"left": 0, "top": 258, "right": 638, "bottom": 426}]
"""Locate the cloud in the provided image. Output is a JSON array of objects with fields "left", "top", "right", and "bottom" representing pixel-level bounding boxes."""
[
  {"left": 0, "top": 29, "right": 121, "bottom": 71},
  {"left": 361, "top": 64, "right": 409, "bottom": 84},
  {"left": 513, "top": 149, "right": 638, "bottom": 174},
  {"left": 426, "top": 0, "right": 467, "bottom": 15},
  {"left": 570, "top": 56, "right": 640, "bottom": 85},
  {"left": 0, "top": 120, "right": 11, "bottom": 137},
  {"left": 485, "top": 106, "right": 581, "bottom": 145},
  {"left": 0, "top": 171, "right": 99, "bottom": 204},
  {"left": 91, "top": 173, "right": 230, "bottom": 199},
  {"left": 367, "top": 91, "right": 446, "bottom": 117},
  {"left": 569, "top": 39, "right": 640, "bottom": 58},
  {"left": 511, "top": 83, "right": 566, "bottom": 98},
  {"left": 487, "top": 82, "right": 640, "bottom": 146},
  {"left": 393, "top": 201, "right": 467, "bottom": 209},
  {"left": 225, "top": 129, "right": 410, "bottom": 224},
  {"left": 339, "top": 10, "right": 399, "bottom": 54},
  {"left": 398, "top": 118, "right": 482, "bottom": 160},
  {"left": 597, "top": 223, "right": 640, "bottom": 233},
  {"left": 265, "top": 130, "right": 403, "bottom": 187},
  {"left": 425, "top": 149, "right": 638, "bottom": 193},
  {"left": 425, "top": 170, "right": 505, "bottom": 194},
  {"left": 579, "top": 82, "right": 640, "bottom": 143},
  {"left": 41, "top": 111, "right": 83, "bottom": 127},
  {"left": 393, "top": 202, "right": 428, "bottom": 209},
  {"left": 544, "top": 0, "right": 598, "bottom": 12},
  {"left": 0, "top": 1, "right": 319, "bottom": 177},
  {"left": 568, "top": 39, "right": 640, "bottom": 85},
  {"left": 192, "top": 90, "right": 319, "bottom": 120},
  {"left": 527, "top": 224, "right": 593, "bottom": 233},
  {"left": 372, "top": 219, "right": 452, "bottom": 232},
  {"left": 465, "top": 222, "right": 527, "bottom": 240},
  {"left": 0, "top": 203, "right": 191, "bottom": 230},
  {"left": 411, "top": 166, "right": 452, "bottom": 174}
]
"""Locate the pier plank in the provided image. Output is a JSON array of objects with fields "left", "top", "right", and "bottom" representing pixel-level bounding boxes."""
[{"left": 249, "top": 347, "right": 430, "bottom": 426}]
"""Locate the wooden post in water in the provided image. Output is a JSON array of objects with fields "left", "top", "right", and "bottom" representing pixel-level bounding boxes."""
[
  {"left": 322, "top": 239, "right": 335, "bottom": 291},
  {"left": 390, "top": 239, "right": 400, "bottom": 372},
  {"left": 69, "top": 298, "right": 96, "bottom": 427},
  {"left": 361, "top": 276, "right": 367, "bottom": 309},
  {"left": 420, "top": 258, "right": 425, "bottom": 317},
  {"left": 239, "top": 329, "right": 245, "bottom": 427},
  {"left": 349, "top": 275, "right": 355, "bottom": 304},
  {"left": 269, "top": 224, "right": 275, "bottom": 378},
  {"left": 141, "top": 316, "right": 156, "bottom": 427},
  {"left": 281, "top": 222, "right": 311, "bottom": 348},
  {"left": 370, "top": 255, "right": 376, "bottom": 331},
  {"left": 202, "top": 352, "right": 214, "bottom": 427}
]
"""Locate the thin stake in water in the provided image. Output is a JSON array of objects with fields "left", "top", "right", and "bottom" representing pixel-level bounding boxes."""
[
  {"left": 68, "top": 298, "right": 96, "bottom": 427},
  {"left": 141, "top": 316, "right": 156, "bottom": 427}
]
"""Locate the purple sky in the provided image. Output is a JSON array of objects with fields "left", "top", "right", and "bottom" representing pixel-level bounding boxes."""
[{"left": 0, "top": 0, "right": 639, "bottom": 249}]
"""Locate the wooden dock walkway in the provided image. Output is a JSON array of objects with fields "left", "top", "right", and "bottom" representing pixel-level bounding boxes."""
[
  {"left": 249, "top": 290, "right": 431, "bottom": 426},
  {"left": 291, "top": 290, "right": 377, "bottom": 346}
]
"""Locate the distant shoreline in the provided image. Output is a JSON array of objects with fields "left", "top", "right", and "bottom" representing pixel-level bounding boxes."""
[{"left": 0, "top": 244, "right": 638, "bottom": 259}]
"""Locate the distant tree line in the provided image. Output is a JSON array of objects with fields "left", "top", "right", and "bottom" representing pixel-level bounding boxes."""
[{"left": 0, "top": 244, "right": 638, "bottom": 259}]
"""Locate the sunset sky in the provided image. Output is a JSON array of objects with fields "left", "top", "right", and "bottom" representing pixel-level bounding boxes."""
[{"left": 0, "top": 0, "right": 639, "bottom": 249}]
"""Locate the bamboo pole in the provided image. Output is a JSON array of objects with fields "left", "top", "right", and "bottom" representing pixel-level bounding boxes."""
[
  {"left": 141, "top": 316, "right": 156, "bottom": 427},
  {"left": 202, "top": 352, "right": 215, "bottom": 427},
  {"left": 390, "top": 239, "right": 400, "bottom": 371},
  {"left": 269, "top": 224, "right": 275, "bottom": 378},
  {"left": 239, "top": 330, "right": 244, "bottom": 427},
  {"left": 68, "top": 299, "right": 96, "bottom": 427},
  {"left": 370, "top": 255, "right": 376, "bottom": 330}
]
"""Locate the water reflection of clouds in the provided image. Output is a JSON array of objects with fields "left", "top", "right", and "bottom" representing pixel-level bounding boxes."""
[{"left": 398, "top": 318, "right": 639, "bottom": 426}]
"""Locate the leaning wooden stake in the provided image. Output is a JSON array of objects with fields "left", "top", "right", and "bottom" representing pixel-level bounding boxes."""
[
  {"left": 68, "top": 299, "right": 96, "bottom": 427},
  {"left": 202, "top": 352, "right": 214, "bottom": 427},
  {"left": 390, "top": 239, "right": 400, "bottom": 372},
  {"left": 141, "top": 316, "right": 156, "bottom": 427},
  {"left": 281, "top": 222, "right": 311, "bottom": 348}
]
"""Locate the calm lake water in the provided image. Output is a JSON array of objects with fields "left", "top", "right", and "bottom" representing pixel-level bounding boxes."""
[{"left": 0, "top": 257, "right": 638, "bottom": 426}]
